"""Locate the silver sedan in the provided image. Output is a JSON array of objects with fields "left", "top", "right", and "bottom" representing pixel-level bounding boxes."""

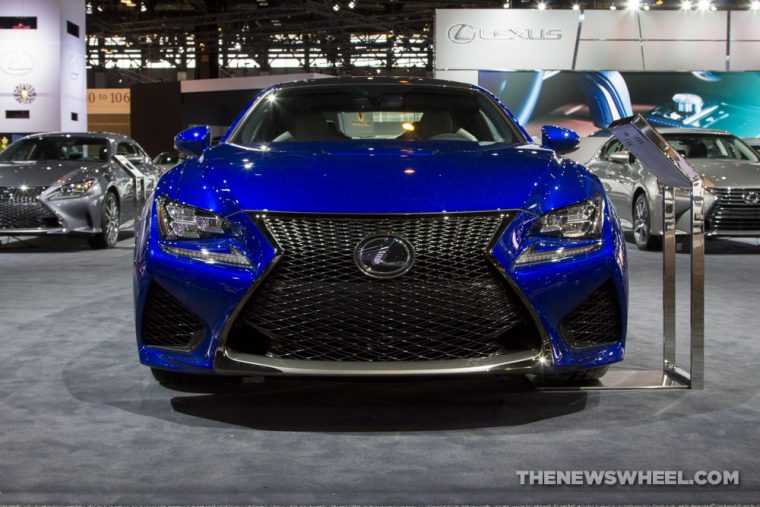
[{"left": 586, "top": 128, "right": 760, "bottom": 250}]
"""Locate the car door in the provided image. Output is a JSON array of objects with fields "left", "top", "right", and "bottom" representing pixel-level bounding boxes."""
[{"left": 588, "top": 139, "right": 636, "bottom": 227}]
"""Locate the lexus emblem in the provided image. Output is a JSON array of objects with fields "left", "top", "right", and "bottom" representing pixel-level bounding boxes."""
[
  {"left": 354, "top": 235, "right": 415, "bottom": 279},
  {"left": 745, "top": 191, "right": 760, "bottom": 205},
  {"left": 448, "top": 24, "right": 476, "bottom": 44}
]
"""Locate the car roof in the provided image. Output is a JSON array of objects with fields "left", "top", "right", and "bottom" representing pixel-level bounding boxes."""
[
  {"left": 23, "top": 132, "right": 133, "bottom": 143},
  {"left": 657, "top": 127, "right": 734, "bottom": 136},
  {"left": 275, "top": 76, "right": 477, "bottom": 91}
]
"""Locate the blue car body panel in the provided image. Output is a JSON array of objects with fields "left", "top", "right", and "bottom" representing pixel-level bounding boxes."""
[{"left": 134, "top": 78, "right": 628, "bottom": 377}]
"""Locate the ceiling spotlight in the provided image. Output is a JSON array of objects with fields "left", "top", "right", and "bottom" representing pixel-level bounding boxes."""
[
  {"left": 347, "top": 0, "right": 356, "bottom": 8},
  {"left": 752, "top": 0, "right": 760, "bottom": 10},
  {"left": 681, "top": 0, "right": 692, "bottom": 9},
  {"left": 628, "top": 0, "right": 641, "bottom": 9},
  {"left": 503, "top": 1, "right": 511, "bottom": 7},
  {"left": 332, "top": 3, "right": 340, "bottom": 11},
  {"left": 643, "top": 3, "right": 650, "bottom": 9},
  {"left": 610, "top": 4, "right": 617, "bottom": 9},
  {"left": 139, "top": 2, "right": 146, "bottom": 11},
  {"left": 697, "top": 0, "right": 711, "bottom": 9},
  {"left": 572, "top": 2, "right": 580, "bottom": 9},
  {"left": 537, "top": 1, "right": 547, "bottom": 10}
]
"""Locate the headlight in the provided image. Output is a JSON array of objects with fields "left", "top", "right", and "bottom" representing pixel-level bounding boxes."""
[
  {"left": 533, "top": 195, "right": 604, "bottom": 239},
  {"left": 157, "top": 197, "right": 233, "bottom": 240},
  {"left": 156, "top": 197, "right": 250, "bottom": 266},
  {"left": 48, "top": 179, "right": 96, "bottom": 199},
  {"left": 515, "top": 195, "right": 605, "bottom": 266}
]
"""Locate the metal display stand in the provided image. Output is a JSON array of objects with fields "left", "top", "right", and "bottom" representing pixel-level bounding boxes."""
[
  {"left": 114, "top": 155, "right": 150, "bottom": 225},
  {"left": 539, "top": 115, "right": 704, "bottom": 390}
]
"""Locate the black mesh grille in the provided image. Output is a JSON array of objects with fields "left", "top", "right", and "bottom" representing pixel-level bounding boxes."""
[
  {"left": 561, "top": 281, "right": 620, "bottom": 348},
  {"left": 707, "top": 188, "right": 760, "bottom": 232},
  {"left": 142, "top": 283, "right": 206, "bottom": 348},
  {"left": 230, "top": 213, "right": 539, "bottom": 362},
  {"left": 0, "top": 187, "right": 58, "bottom": 229}
]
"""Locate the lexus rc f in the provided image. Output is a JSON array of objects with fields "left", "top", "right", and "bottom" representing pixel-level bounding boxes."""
[
  {"left": 134, "top": 77, "right": 628, "bottom": 385},
  {"left": 0, "top": 132, "right": 159, "bottom": 248}
]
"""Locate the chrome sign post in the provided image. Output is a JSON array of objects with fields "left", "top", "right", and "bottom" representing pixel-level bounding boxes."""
[{"left": 608, "top": 114, "right": 704, "bottom": 389}]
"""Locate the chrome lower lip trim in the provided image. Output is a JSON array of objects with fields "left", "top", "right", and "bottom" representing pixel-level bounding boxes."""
[{"left": 214, "top": 348, "right": 544, "bottom": 376}]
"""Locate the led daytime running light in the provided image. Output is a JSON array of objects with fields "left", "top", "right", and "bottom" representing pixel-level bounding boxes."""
[{"left": 161, "top": 244, "right": 251, "bottom": 266}]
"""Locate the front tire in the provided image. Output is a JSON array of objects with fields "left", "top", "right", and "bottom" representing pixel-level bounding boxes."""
[
  {"left": 632, "top": 193, "right": 660, "bottom": 251},
  {"left": 88, "top": 191, "right": 120, "bottom": 249}
]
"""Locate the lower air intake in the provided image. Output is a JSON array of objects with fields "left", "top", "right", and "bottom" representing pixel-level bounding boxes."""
[
  {"left": 561, "top": 281, "right": 621, "bottom": 348},
  {"left": 141, "top": 283, "right": 205, "bottom": 348}
]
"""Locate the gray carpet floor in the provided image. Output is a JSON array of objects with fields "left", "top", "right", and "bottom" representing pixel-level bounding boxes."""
[{"left": 0, "top": 233, "right": 759, "bottom": 504}]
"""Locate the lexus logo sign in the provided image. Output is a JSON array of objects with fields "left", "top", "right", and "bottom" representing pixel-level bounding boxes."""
[
  {"left": 448, "top": 24, "right": 477, "bottom": 44},
  {"left": 447, "top": 23, "right": 563, "bottom": 44}
]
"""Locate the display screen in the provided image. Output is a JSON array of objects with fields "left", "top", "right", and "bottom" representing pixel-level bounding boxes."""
[
  {"left": 0, "top": 16, "right": 37, "bottom": 29},
  {"left": 479, "top": 70, "right": 760, "bottom": 139}
]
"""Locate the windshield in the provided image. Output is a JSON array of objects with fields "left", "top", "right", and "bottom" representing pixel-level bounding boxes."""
[
  {"left": 663, "top": 133, "right": 759, "bottom": 162},
  {"left": 230, "top": 84, "right": 522, "bottom": 145},
  {"left": 0, "top": 137, "right": 110, "bottom": 162}
]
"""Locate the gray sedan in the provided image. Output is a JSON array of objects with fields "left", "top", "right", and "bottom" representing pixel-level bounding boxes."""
[
  {"left": 587, "top": 128, "right": 760, "bottom": 250},
  {"left": 0, "top": 132, "right": 159, "bottom": 248}
]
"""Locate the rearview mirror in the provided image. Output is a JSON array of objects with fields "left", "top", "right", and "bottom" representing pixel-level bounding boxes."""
[
  {"left": 174, "top": 125, "right": 211, "bottom": 158},
  {"left": 610, "top": 151, "right": 635, "bottom": 164},
  {"left": 541, "top": 125, "right": 580, "bottom": 155}
]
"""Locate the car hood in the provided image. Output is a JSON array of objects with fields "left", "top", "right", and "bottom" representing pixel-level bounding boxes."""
[
  {"left": 0, "top": 161, "right": 106, "bottom": 187},
  {"left": 691, "top": 159, "right": 760, "bottom": 188},
  {"left": 174, "top": 141, "right": 599, "bottom": 216}
]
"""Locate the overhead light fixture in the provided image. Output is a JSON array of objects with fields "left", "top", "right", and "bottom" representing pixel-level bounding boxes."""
[
  {"left": 627, "top": 0, "right": 641, "bottom": 9},
  {"left": 643, "top": 3, "right": 650, "bottom": 9},
  {"left": 610, "top": 4, "right": 618, "bottom": 9},
  {"left": 697, "top": 0, "right": 711, "bottom": 9},
  {"left": 503, "top": 1, "right": 511, "bottom": 7},
  {"left": 332, "top": 2, "right": 340, "bottom": 11},
  {"left": 572, "top": 2, "right": 580, "bottom": 9},
  {"left": 681, "top": 0, "right": 692, "bottom": 9},
  {"left": 537, "top": 1, "right": 547, "bottom": 10},
  {"left": 347, "top": 0, "right": 356, "bottom": 7},
  {"left": 139, "top": 2, "right": 146, "bottom": 11},
  {"left": 752, "top": 0, "right": 760, "bottom": 10}
]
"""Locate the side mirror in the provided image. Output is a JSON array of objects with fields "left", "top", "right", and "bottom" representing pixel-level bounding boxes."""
[
  {"left": 610, "top": 151, "right": 635, "bottom": 164},
  {"left": 174, "top": 125, "right": 211, "bottom": 158},
  {"left": 541, "top": 125, "right": 580, "bottom": 155}
]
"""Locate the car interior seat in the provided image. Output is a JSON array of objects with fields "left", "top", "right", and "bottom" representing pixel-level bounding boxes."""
[
  {"left": 293, "top": 112, "right": 348, "bottom": 141},
  {"left": 416, "top": 110, "right": 454, "bottom": 139},
  {"left": 687, "top": 143, "right": 708, "bottom": 159}
]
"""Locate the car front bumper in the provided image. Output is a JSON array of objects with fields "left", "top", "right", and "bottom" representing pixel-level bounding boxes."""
[
  {"left": 134, "top": 199, "right": 628, "bottom": 377},
  {"left": 0, "top": 191, "right": 106, "bottom": 236}
]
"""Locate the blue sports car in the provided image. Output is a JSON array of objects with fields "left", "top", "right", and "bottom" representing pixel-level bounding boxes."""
[{"left": 134, "top": 77, "right": 627, "bottom": 385}]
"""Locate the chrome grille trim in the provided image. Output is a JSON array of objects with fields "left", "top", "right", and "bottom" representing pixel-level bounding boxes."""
[
  {"left": 707, "top": 188, "right": 760, "bottom": 233},
  {"left": 0, "top": 186, "right": 58, "bottom": 230}
]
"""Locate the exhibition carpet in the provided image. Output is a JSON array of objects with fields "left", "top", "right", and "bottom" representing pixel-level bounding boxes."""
[{"left": 0, "top": 235, "right": 758, "bottom": 504}]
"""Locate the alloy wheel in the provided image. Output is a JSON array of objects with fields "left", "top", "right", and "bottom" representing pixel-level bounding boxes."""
[{"left": 104, "top": 194, "right": 120, "bottom": 246}]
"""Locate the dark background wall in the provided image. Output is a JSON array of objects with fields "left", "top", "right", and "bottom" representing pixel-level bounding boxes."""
[
  {"left": 130, "top": 82, "right": 182, "bottom": 156},
  {"left": 180, "top": 89, "right": 258, "bottom": 133}
]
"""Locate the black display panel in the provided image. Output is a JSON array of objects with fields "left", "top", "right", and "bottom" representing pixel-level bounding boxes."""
[{"left": 0, "top": 17, "right": 37, "bottom": 29}]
